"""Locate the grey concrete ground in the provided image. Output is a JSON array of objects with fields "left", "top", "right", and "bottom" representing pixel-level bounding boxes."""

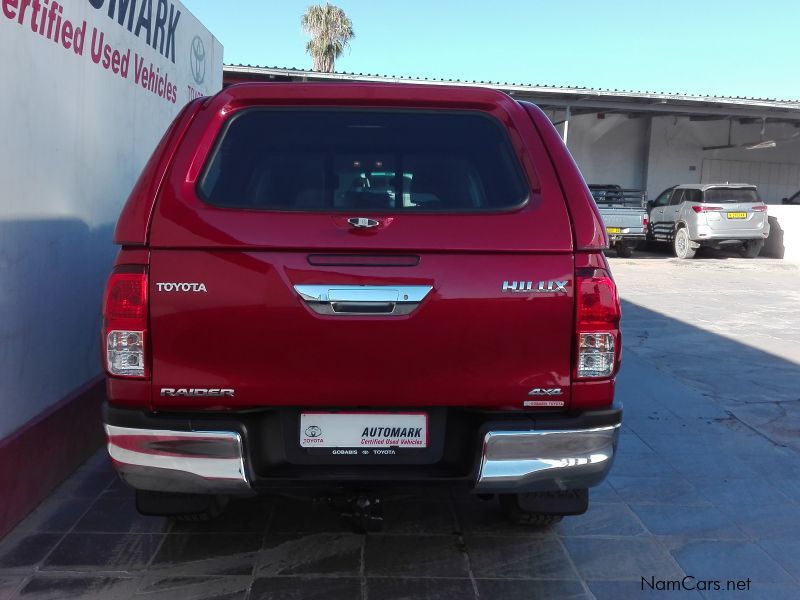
[{"left": 1, "top": 248, "right": 799, "bottom": 599}]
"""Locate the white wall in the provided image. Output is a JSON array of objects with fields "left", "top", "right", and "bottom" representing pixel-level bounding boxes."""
[
  {"left": 646, "top": 117, "right": 800, "bottom": 203},
  {"left": 0, "top": 0, "right": 223, "bottom": 439},
  {"left": 566, "top": 113, "right": 650, "bottom": 190}
]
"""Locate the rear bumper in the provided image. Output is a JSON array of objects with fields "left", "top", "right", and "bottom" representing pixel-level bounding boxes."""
[
  {"left": 103, "top": 403, "right": 621, "bottom": 495},
  {"left": 473, "top": 425, "right": 620, "bottom": 493},
  {"left": 608, "top": 233, "right": 645, "bottom": 244},
  {"left": 693, "top": 224, "right": 770, "bottom": 241}
]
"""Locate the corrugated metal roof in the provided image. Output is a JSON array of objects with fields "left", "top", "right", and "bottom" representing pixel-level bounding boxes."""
[{"left": 223, "top": 64, "right": 800, "bottom": 112}]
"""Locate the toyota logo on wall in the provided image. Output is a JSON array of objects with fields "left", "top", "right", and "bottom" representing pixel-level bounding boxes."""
[{"left": 190, "top": 36, "right": 206, "bottom": 85}]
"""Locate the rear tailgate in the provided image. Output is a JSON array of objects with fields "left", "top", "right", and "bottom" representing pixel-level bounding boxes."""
[{"left": 147, "top": 84, "right": 576, "bottom": 412}]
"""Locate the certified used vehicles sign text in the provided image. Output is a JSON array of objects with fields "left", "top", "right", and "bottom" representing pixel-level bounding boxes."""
[{"left": 300, "top": 413, "right": 428, "bottom": 448}]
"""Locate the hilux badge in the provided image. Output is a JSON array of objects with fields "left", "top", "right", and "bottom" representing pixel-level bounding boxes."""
[{"left": 502, "top": 280, "right": 568, "bottom": 293}]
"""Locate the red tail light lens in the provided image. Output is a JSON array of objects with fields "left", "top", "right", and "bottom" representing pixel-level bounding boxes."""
[
  {"left": 642, "top": 216, "right": 649, "bottom": 228},
  {"left": 751, "top": 205, "right": 767, "bottom": 212},
  {"left": 575, "top": 268, "right": 620, "bottom": 379},
  {"left": 692, "top": 205, "right": 723, "bottom": 213},
  {"left": 103, "top": 267, "right": 148, "bottom": 378}
]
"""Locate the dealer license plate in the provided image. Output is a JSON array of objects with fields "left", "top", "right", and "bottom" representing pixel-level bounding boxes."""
[
  {"left": 727, "top": 212, "right": 747, "bottom": 219},
  {"left": 300, "top": 412, "right": 428, "bottom": 448},
  {"left": 606, "top": 227, "right": 622, "bottom": 234}
]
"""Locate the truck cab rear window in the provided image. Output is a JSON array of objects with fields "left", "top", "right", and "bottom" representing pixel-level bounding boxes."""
[{"left": 198, "top": 109, "right": 529, "bottom": 212}]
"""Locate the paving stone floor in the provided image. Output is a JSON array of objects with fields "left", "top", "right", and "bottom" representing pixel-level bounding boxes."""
[{"left": 1, "top": 252, "right": 799, "bottom": 599}]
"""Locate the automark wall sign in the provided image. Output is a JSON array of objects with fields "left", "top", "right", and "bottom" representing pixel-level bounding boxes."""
[{"left": 1, "top": 0, "right": 221, "bottom": 104}]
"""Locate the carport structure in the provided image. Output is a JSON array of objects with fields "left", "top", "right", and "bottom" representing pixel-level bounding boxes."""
[{"left": 224, "top": 65, "right": 800, "bottom": 204}]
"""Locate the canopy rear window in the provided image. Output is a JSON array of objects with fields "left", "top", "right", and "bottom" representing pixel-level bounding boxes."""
[
  {"left": 703, "top": 188, "right": 760, "bottom": 203},
  {"left": 198, "top": 109, "right": 529, "bottom": 212}
]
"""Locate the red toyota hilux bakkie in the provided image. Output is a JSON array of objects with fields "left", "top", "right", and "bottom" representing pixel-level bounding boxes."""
[{"left": 102, "top": 82, "right": 622, "bottom": 528}]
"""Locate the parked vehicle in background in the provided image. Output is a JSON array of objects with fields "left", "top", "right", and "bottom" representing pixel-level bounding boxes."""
[
  {"left": 647, "top": 184, "right": 770, "bottom": 259},
  {"left": 588, "top": 184, "right": 648, "bottom": 258},
  {"left": 101, "top": 83, "right": 622, "bottom": 530},
  {"left": 782, "top": 190, "right": 800, "bottom": 205}
]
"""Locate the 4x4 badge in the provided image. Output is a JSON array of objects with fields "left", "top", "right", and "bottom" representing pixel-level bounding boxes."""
[{"left": 348, "top": 217, "right": 380, "bottom": 228}]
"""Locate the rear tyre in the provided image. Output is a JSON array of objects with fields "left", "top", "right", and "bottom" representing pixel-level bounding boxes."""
[
  {"left": 673, "top": 227, "right": 696, "bottom": 259},
  {"left": 498, "top": 494, "right": 564, "bottom": 527},
  {"left": 739, "top": 239, "right": 763, "bottom": 258},
  {"left": 615, "top": 243, "right": 633, "bottom": 258}
]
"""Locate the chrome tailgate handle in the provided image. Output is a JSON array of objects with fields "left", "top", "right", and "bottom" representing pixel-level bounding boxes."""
[{"left": 294, "top": 285, "right": 432, "bottom": 316}]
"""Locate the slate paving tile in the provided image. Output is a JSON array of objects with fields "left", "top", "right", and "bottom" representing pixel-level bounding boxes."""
[
  {"left": 758, "top": 539, "right": 800, "bottom": 580},
  {"left": 0, "top": 577, "right": 23, "bottom": 600},
  {"left": 660, "top": 451, "right": 760, "bottom": 481},
  {"left": 268, "top": 497, "right": 349, "bottom": 534},
  {"left": 151, "top": 534, "right": 262, "bottom": 576},
  {"left": 135, "top": 575, "right": 251, "bottom": 599},
  {"left": 589, "top": 580, "right": 703, "bottom": 599},
  {"left": 475, "top": 579, "right": 588, "bottom": 599},
  {"left": 50, "top": 468, "right": 115, "bottom": 500},
  {"left": 366, "top": 577, "right": 476, "bottom": 600},
  {"left": 717, "top": 504, "right": 800, "bottom": 540},
  {"left": 615, "top": 432, "right": 656, "bottom": 454},
  {"left": 630, "top": 505, "right": 746, "bottom": 539},
  {"left": 257, "top": 533, "right": 362, "bottom": 576},
  {"left": 563, "top": 538, "right": 683, "bottom": 581},
  {"left": 610, "top": 452, "right": 679, "bottom": 478},
  {"left": 772, "top": 476, "right": 800, "bottom": 504},
  {"left": 693, "top": 478, "right": 794, "bottom": 507},
  {"left": 42, "top": 533, "right": 163, "bottom": 571},
  {"left": 14, "top": 497, "right": 95, "bottom": 533},
  {"left": 0, "top": 533, "right": 62, "bottom": 571},
  {"left": 699, "top": 582, "right": 800, "bottom": 600},
  {"left": 452, "top": 496, "right": 555, "bottom": 537},
  {"left": 379, "top": 500, "right": 458, "bottom": 534},
  {"left": 249, "top": 577, "right": 361, "bottom": 600},
  {"left": 556, "top": 503, "right": 646, "bottom": 537},
  {"left": 589, "top": 481, "right": 622, "bottom": 503},
  {"left": 16, "top": 575, "right": 139, "bottom": 599},
  {"left": 365, "top": 535, "right": 469, "bottom": 577},
  {"left": 609, "top": 475, "right": 710, "bottom": 506},
  {"left": 638, "top": 434, "right": 743, "bottom": 457},
  {"left": 668, "top": 540, "right": 793, "bottom": 583},
  {"left": 465, "top": 536, "right": 578, "bottom": 579},
  {"left": 101, "top": 478, "right": 134, "bottom": 499},
  {"left": 74, "top": 495, "right": 171, "bottom": 534},
  {"left": 171, "top": 498, "right": 272, "bottom": 534}
]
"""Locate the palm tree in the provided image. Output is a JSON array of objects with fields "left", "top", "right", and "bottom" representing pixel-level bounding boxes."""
[{"left": 301, "top": 3, "right": 354, "bottom": 73}]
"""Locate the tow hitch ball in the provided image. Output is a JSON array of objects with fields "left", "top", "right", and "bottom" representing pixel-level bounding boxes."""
[{"left": 333, "top": 494, "right": 384, "bottom": 533}]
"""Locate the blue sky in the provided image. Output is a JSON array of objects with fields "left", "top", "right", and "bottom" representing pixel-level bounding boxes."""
[{"left": 183, "top": 0, "right": 797, "bottom": 100}]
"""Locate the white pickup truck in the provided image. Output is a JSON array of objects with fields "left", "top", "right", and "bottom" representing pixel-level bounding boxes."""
[{"left": 589, "top": 185, "right": 648, "bottom": 257}]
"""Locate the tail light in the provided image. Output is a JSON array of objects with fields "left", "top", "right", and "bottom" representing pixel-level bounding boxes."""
[
  {"left": 750, "top": 205, "right": 767, "bottom": 212},
  {"left": 692, "top": 205, "right": 723, "bottom": 213},
  {"left": 642, "top": 216, "right": 649, "bottom": 229},
  {"left": 103, "top": 266, "right": 148, "bottom": 378},
  {"left": 575, "top": 267, "right": 621, "bottom": 379}
]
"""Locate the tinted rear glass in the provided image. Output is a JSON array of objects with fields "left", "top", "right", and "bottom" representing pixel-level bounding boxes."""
[
  {"left": 703, "top": 188, "right": 759, "bottom": 203},
  {"left": 199, "top": 109, "right": 529, "bottom": 212}
]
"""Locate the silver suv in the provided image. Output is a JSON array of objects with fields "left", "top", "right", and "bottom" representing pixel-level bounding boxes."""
[{"left": 647, "top": 184, "right": 770, "bottom": 259}]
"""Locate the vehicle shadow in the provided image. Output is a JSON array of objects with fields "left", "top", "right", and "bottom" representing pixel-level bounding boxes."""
[{"left": 619, "top": 298, "right": 800, "bottom": 449}]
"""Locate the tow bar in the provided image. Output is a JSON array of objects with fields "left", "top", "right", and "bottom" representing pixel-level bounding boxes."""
[{"left": 331, "top": 493, "right": 384, "bottom": 533}]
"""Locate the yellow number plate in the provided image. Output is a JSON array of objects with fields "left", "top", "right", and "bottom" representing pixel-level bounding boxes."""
[
  {"left": 727, "top": 212, "right": 747, "bottom": 219},
  {"left": 606, "top": 227, "right": 622, "bottom": 233}
]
